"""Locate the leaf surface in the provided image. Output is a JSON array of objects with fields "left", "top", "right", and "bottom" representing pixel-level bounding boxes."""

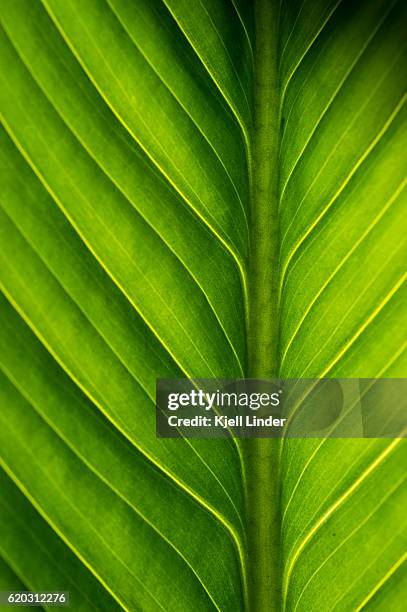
[{"left": 0, "top": 0, "right": 406, "bottom": 610}]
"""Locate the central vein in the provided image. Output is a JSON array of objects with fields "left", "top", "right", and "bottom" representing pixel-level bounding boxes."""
[{"left": 245, "top": 0, "right": 282, "bottom": 610}]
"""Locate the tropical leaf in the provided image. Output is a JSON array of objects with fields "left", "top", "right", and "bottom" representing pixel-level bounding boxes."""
[{"left": 0, "top": 0, "right": 406, "bottom": 610}]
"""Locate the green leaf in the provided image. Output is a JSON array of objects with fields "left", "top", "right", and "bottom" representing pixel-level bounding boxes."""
[{"left": 0, "top": 0, "right": 405, "bottom": 610}]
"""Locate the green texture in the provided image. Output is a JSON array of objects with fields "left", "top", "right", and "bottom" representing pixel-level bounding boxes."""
[{"left": 0, "top": 0, "right": 406, "bottom": 610}]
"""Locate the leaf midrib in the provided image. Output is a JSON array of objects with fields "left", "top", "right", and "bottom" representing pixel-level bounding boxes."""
[{"left": 245, "top": 1, "right": 282, "bottom": 611}]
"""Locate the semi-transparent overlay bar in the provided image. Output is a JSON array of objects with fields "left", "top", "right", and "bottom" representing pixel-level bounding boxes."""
[{"left": 156, "top": 379, "right": 406, "bottom": 438}]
